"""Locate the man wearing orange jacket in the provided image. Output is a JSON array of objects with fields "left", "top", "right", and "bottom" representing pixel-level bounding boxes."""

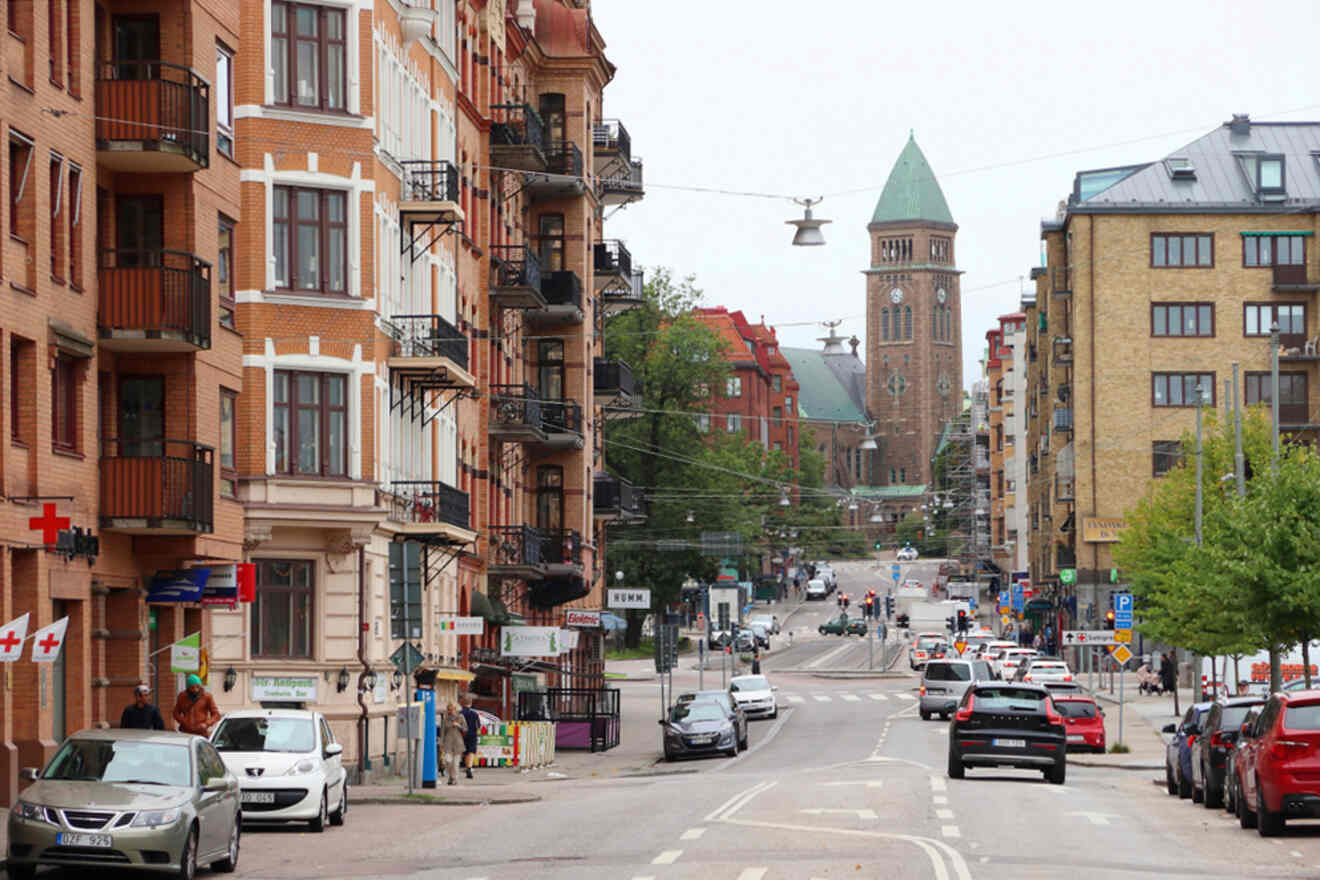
[{"left": 173, "top": 674, "right": 222, "bottom": 736}]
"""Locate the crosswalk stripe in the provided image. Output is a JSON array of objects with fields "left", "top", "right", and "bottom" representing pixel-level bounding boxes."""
[
  {"left": 898, "top": 693, "right": 917, "bottom": 700},
  {"left": 813, "top": 695, "right": 832, "bottom": 702},
  {"left": 840, "top": 694, "right": 861, "bottom": 702},
  {"left": 868, "top": 693, "right": 889, "bottom": 701},
  {"left": 736, "top": 870, "right": 768, "bottom": 880},
  {"left": 680, "top": 828, "right": 705, "bottom": 840},
  {"left": 651, "top": 850, "right": 682, "bottom": 865},
  {"left": 786, "top": 695, "right": 805, "bottom": 703}
]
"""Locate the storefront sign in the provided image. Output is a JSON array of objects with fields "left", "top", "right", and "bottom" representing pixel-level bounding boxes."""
[
  {"left": 1082, "top": 517, "right": 1128, "bottom": 543},
  {"left": 501, "top": 626, "right": 560, "bottom": 657},
  {"left": 250, "top": 675, "right": 318, "bottom": 702},
  {"left": 147, "top": 569, "right": 210, "bottom": 603},
  {"left": 200, "top": 565, "right": 239, "bottom": 607},
  {"left": 437, "top": 617, "right": 484, "bottom": 635},
  {"left": 608, "top": 589, "right": 651, "bottom": 609},
  {"left": 559, "top": 629, "right": 579, "bottom": 652},
  {"left": 564, "top": 610, "right": 601, "bottom": 628}
]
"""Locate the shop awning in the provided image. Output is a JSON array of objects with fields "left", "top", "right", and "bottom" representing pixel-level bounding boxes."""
[
  {"left": 430, "top": 667, "right": 475, "bottom": 682},
  {"left": 471, "top": 589, "right": 524, "bottom": 626}
]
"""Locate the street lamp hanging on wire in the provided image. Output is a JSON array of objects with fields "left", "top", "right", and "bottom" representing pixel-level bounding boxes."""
[{"left": 787, "top": 197, "right": 831, "bottom": 246}]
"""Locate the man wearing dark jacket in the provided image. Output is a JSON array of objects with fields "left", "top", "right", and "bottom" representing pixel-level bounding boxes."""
[
  {"left": 120, "top": 684, "right": 166, "bottom": 730},
  {"left": 459, "top": 693, "right": 481, "bottom": 779}
]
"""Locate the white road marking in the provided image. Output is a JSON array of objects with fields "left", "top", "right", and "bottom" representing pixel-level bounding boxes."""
[
  {"left": 929, "top": 775, "right": 947, "bottom": 792},
  {"left": 1290, "top": 851, "right": 1303, "bottom": 858},
  {"left": 707, "top": 781, "right": 780, "bottom": 822},
  {"left": 813, "top": 695, "right": 832, "bottom": 702},
  {"left": 679, "top": 828, "right": 705, "bottom": 840},
  {"left": 932, "top": 795, "right": 948, "bottom": 805},
  {"left": 801, "top": 808, "right": 879, "bottom": 819},
  {"left": 807, "top": 641, "right": 857, "bottom": 668},
  {"left": 1065, "top": 811, "right": 1116, "bottom": 826},
  {"left": 869, "top": 693, "right": 889, "bottom": 701},
  {"left": 979, "top": 856, "right": 990, "bottom": 863},
  {"left": 935, "top": 728, "right": 948, "bottom": 735},
  {"left": 632, "top": 876, "right": 656, "bottom": 880},
  {"left": 935, "top": 808, "right": 955, "bottom": 820},
  {"left": 941, "top": 825, "right": 961, "bottom": 838},
  {"left": 736, "top": 870, "right": 768, "bottom": 880},
  {"left": 651, "top": 850, "right": 682, "bottom": 865},
  {"left": 841, "top": 693, "right": 861, "bottom": 702},
  {"left": 898, "top": 693, "right": 917, "bottom": 700},
  {"left": 823, "top": 780, "right": 884, "bottom": 788},
  {"left": 786, "top": 695, "right": 805, "bottom": 703}
]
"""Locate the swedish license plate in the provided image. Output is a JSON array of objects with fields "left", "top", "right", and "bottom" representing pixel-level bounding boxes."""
[
  {"left": 56, "top": 832, "right": 112, "bottom": 848},
  {"left": 1067, "top": 735, "right": 1085, "bottom": 743},
  {"left": 242, "top": 791, "right": 276, "bottom": 804},
  {"left": 688, "top": 735, "right": 714, "bottom": 744},
  {"left": 993, "top": 738, "right": 1026, "bottom": 749}
]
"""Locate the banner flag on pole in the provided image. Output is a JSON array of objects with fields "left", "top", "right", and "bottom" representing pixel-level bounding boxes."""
[
  {"left": 29, "top": 617, "right": 69, "bottom": 663},
  {"left": 169, "top": 632, "right": 201, "bottom": 673},
  {"left": 0, "top": 613, "right": 29, "bottom": 662}
]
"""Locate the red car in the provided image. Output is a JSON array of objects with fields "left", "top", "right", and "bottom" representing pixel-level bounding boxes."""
[
  {"left": 1236, "top": 690, "right": 1320, "bottom": 836},
  {"left": 1051, "top": 694, "right": 1105, "bottom": 753}
]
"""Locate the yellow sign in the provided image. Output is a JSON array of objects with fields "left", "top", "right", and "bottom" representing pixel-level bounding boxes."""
[
  {"left": 1083, "top": 517, "right": 1128, "bottom": 543},
  {"left": 1109, "top": 644, "right": 1133, "bottom": 664},
  {"left": 954, "top": 641, "right": 967, "bottom": 655},
  {"left": 1001, "top": 614, "right": 1010, "bottom": 625},
  {"left": 1114, "top": 629, "right": 1132, "bottom": 644}
]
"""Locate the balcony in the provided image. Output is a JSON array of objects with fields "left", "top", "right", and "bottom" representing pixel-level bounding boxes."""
[
  {"left": 526, "top": 270, "right": 585, "bottom": 325},
  {"left": 490, "top": 103, "right": 547, "bottom": 171},
  {"left": 598, "top": 158, "right": 644, "bottom": 206},
  {"left": 592, "top": 119, "right": 632, "bottom": 164},
  {"left": 601, "top": 268, "right": 645, "bottom": 315},
  {"left": 1051, "top": 266, "right": 1071, "bottom": 297},
  {"left": 594, "top": 472, "right": 643, "bottom": 521},
  {"left": 489, "top": 384, "right": 584, "bottom": 449},
  {"left": 488, "top": 525, "right": 547, "bottom": 580},
  {"left": 526, "top": 141, "right": 586, "bottom": 200},
  {"left": 1273, "top": 263, "right": 1320, "bottom": 292},
  {"left": 541, "top": 528, "right": 584, "bottom": 573},
  {"left": 593, "top": 240, "right": 633, "bottom": 292},
  {"left": 384, "top": 481, "right": 474, "bottom": 544},
  {"left": 1053, "top": 408, "right": 1074, "bottom": 433},
  {"left": 98, "top": 250, "right": 211, "bottom": 352},
  {"left": 384, "top": 314, "right": 476, "bottom": 393},
  {"left": 1055, "top": 476, "right": 1075, "bottom": 502},
  {"left": 1052, "top": 337, "right": 1073, "bottom": 365},
  {"left": 398, "top": 160, "right": 462, "bottom": 225},
  {"left": 489, "top": 245, "right": 547, "bottom": 309},
  {"left": 96, "top": 62, "right": 209, "bottom": 172},
  {"left": 594, "top": 358, "right": 634, "bottom": 407},
  {"left": 100, "top": 439, "right": 213, "bottom": 534}
]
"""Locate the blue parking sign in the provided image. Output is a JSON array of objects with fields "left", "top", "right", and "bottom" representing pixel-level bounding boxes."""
[
  {"left": 891, "top": 563, "right": 901, "bottom": 583},
  {"left": 1011, "top": 582, "right": 1025, "bottom": 612}
]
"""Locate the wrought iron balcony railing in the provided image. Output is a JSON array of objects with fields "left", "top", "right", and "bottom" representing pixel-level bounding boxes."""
[
  {"left": 96, "top": 61, "right": 209, "bottom": 170},
  {"left": 386, "top": 481, "right": 470, "bottom": 531},
  {"left": 490, "top": 103, "right": 546, "bottom": 152},
  {"left": 399, "top": 159, "right": 460, "bottom": 204},
  {"left": 490, "top": 244, "right": 543, "bottom": 291},
  {"left": 594, "top": 240, "right": 633, "bottom": 279},
  {"left": 592, "top": 119, "right": 632, "bottom": 161},
  {"left": 385, "top": 314, "right": 468, "bottom": 370},
  {"left": 98, "top": 249, "right": 211, "bottom": 350},
  {"left": 540, "top": 270, "right": 583, "bottom": 309}
]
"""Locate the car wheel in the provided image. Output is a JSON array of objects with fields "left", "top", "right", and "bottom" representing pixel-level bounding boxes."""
[
  {"left": 1177, "top": 766, "right": 1192, "bottom": 799},
  {"left": 7, "top": 866, "right": 35, "bottom": 880},
  {"left": 1204, "top": 770, "right": 1221, "bottom": 809},
  {"left": 725, "top": 744, "right": 738, "bottom": 758},
  {"left": 1225, "top": 779, "right": 1236, "bottom": 814},
  {"left": 1191, "top": 778, "right": 1203, "bottom": 804},
  {"left": 309, "top": 788, "right": 328, "bottom": 832},
  {"left": 1048, "top": 760, "right": 1066, "bottom": 785},
  {"left": 740, "top": 734, "right": 749, "bottom": 750},
  {"left": 212, "top": 814, "right": 240, "bottom": 873},
  {"left": 329, "top": 780, "right": 347, "bottom": 826},
  {"left": 1257, "top": 785, "right": 1285, "bottom": 837},
  {"left": 176, "top": 826, "right": 198, "bottom": 880},
  {"left": 920, "top": 709, "right": 931, "bottom": 721},
  {"left": 946, "top": 750, "right": 964, "bottom": 779},
  {"left": 771, "top": 708, "right": 778, "bottom": 719},
  {"left": 1238, "top": 781, "right": 1257, "bottom": 829}
]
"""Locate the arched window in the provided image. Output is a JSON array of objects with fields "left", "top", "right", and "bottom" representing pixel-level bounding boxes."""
[
  {"left": 881, "top": 308, "right": 889, "bottom": 341},
  {"left": 904, "top": 306, "right": 912, "bottom": 339},
  {"left": 900, "top": 467, "right": 906, "bottom": 483},
  {"left": 931, "top": 305, "right": 938, "bottom": 340},
  {"left": 944, "top": 306, "right": 951, "bottom": 340},
  {"left": 890, "top": 468, "right": 896, "bottom": 483}
]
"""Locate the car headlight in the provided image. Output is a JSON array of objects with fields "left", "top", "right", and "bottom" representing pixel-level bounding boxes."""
[
  {"left": 132, "top": 808, "right": 183, "bottom": 828},
  {"left": 719, "top": 728, "right": 734, "bottom": 742},
  {"left": 285, "top": 758, "right": 318, "bottom": 776},
  {"left": 12, "top": 801, "right": 53, "bottom": 824}
]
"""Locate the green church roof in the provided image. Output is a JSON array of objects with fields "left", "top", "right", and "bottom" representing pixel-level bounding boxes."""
[{"left": 870, "top": 132, "right": 954, "bottom": 226}]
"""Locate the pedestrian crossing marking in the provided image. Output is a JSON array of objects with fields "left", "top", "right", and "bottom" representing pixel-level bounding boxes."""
[
  {"left": 736, "top": 870, "right": 768, "bottom": 880},
  {"left": 651, "top": 850, "right": 682, "bottom": 865},
  {"left": 898, "top": 693, "right": 917, "bottom": 700},
  {"left": 868, "top": 693, "right": 889, "bottom": 701},
  {"left": 680, "top": 828, "right": 705, "bottom": 840},
  {"left": 785, "top": 695, "right": 805, "bottom": 703},
  {"left": 841, "top": 694, "right": 861, "bottom": 702},
  {"left": 813, "top": 695, "right": 832, "bottom": 702}
]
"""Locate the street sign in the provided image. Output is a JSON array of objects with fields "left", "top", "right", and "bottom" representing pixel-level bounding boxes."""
[
  {"left": 891, "top": 563, "right": 901, "bottom": 583},
  {"left": 1062, "top": 630, "right": 1118, "bottom": 646},
  {"left": 1011, "top": 581, "right": 1025, "bottom": 613},
  {"left": 953, "top": 640, "right": 966, "bottom": 655},
  {"left": 608, "top": 588, "right": 651, "bottom": 609},
  {"left": 1113, "top": 593, "right": 1134, "bottom": 629},
  {"left": 1114, "top": 629, "right": 1133, "bottom": 644},
  {"left": 1109, "top": 644, "right": 1133, "bottom": 664}
]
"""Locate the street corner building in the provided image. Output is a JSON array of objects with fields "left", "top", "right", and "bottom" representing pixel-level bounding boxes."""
[{"left": 1022, "top": 113, "right": 1320, "bottom": 628}]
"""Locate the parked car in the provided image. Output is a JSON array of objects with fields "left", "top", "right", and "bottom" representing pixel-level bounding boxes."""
[
  {"left": 211, "top": 709, "right": 348, "bottom": 830},
  {"left": 997, "top": 648, "right": 1038, "bottom": 680},
  {"left": 946, "top": 683, "right": 1068, "bottom": 784},
  {"left": 747, "top": 613, "right": 780, "bottom": 635},
  {"left": 6, "top": 728, "right": 242, "bottom": 880},
  {"left": 897, "top": 545, "right": 919, "bottom": 561},
  {"left": 1188, "top": 696, "right": 1265, "bottom": 809},
  {"left": 805, "top": 579, "right": 828, "bottom": 600},
  {"left": 733, "top": 628, "right": 757, "bottom": 653},
  {"left": 1016, "top": 659, "right": 1074, "bottom": 686},
  {"left": 1224, "top": 706, "right": 1263, "bottom": 815},
  {"left": 1162, "top": 701, "right": 1215, "bottom": 799},
  {"left": 819, "top": 614, "right": 867, "bottom": 637},
  {"left": 1235, "top": 690, "right": 1320, "bottom": 835},
  {"left": 747, "top": 623, "right": 771, "bottom": 649},
  {"left": 729, "top": 674, "right": 778, "bottom": 719},
  {"left": 816, "top": 566, "right": 837, "bottom": 591},
  {"left": 661, "top": 701, "right": 741, "bottom": 760},
  {"left": 909, "top": 633, "right": 949, "bottom": 669},
  {"left": 1051, "top": 694, "right": 1105, "bottom": 753},
  {"left": 675, "top": 691, "right": 748, "bottom": 750},
  {"left": 920, "top": 659, "right": 990, "bottom": 721}
]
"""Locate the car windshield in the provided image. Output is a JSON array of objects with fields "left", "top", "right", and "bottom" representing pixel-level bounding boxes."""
[
  {"left": 1054, "top": 700, "right": 1098, "bottom": 718},
  {"left": 925, "top": 663, "right": 972, "bottom": 681},
  {"left": 732, "top": 676, "right": 769, "bottom": 692},
  {"left": 43, "top": 739, "right": 191, "bottom": 787},
  {"left": 973, "top": 687, "right": 1046, "bottom": 711},
  {"left": 1219, "top": 705, "right": 1260, "bottom": 730},
  {"left": 1284, "top": 702, "right": 1320, "bottom": 730},
  {"left": 917, "top": 637, "right": 944, "bottom": 649},
  {"left": 1029, "top": 663, "right": 1068, "bottom": 672},
  {"left": 671, "top": 703, "right": 725, "bottom": 723},
  {"left": 213, "top": 717, "right": 316, "bottom": 753},
  {"left": 679, "top": 692, "right": 730, "bottom": 709}
]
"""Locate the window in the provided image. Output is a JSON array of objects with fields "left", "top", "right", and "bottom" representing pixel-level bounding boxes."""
[
  {"left": 904, "top": 306, "right": 912, "bottom": 339},
  {"left": 726, "top": 413, "right": 741, "bottom": 432},
  {"left": 537, "top": 213, "right": 564, "bottom": 272},
  {"left": 1257, "top": 154, "right": 1285, "bottom": 195},
  {"left": 1246, "top": 372, "right": 1308, "bottom": 416},
  {"left": 1151, "top": 302, "right": 1214, "bottom": 337},
  {"left": 220, "top": 388, "right": 237, "bottom": 496},
  {"left": 1243, "top": 234, "right": 1306, "bottom": 267},
  {"left": 9, "top": 131, "right": 33, "bottom": 243},
  {"left": 48, "top": 153, "right": 64, "bottom": 280},
  {"left": 273, "top": 186, "right": 346, "bottom": 293},
  {"left": 787, "top": 425, "right": 794, "bottom": 447},
  {"left": 772, "top": 406, "right": 782, "bottom": 426},
  {"left": 695, "top": 413, "right": 709, "bottom": 433},
  {"left": 271, "top": 2, "right": 346, "bottom": 111},
  {"left": 66, "top": 163, "right": 81, "bottom": 288},
  {"left": 218, "top": 215, "right": 235, "bottom": 327},
  {"left": 9, "top": 338, "right": 23, "bottom": 442},
  {"left": 773, "top": 441, "right": 783, "bottom": 451},
  {"left": 251, "top": 559, "right": 313, "bottom": 658},
  {"left": 1244, "top": 303, "right": 1305, "bottom": 337},
  {"left": 51, "top": 353, "right": 77, "bottom": 450},
  {"left": 1152, "top": 440, "right": 1182, "bottom": 477},
  {"left": 725, "top": 377, "right": 742, "bottom": 398},
  {"left": 47, "top": 0, "right": 60, "bottom": 85},
  {"left": 1152, "top": 372, "right": 1214, "bottom": 407},
  {"left": 389, "top": 542, "right": 422, "bottom": 639},
  {"left": 273, "top": 370, "right": 348, "bottom": 476},
  {"left": 1151, "top": 233, "right": 1212, "bottom": 267},
  {"left": 536, "top": 465, "right": 563, "bottom": 532},
  {"left": 772, "top": 375, "right": 782, "bottom": 393},
  {"left": 899, "top": 467, "right": 906, "bottom": 483},
  {"left": 215, "top": 42, "right": 234, "bottom": 158},
  {"left": 881, "top": 308, "right": 889, "bottom": 341},
  {"left": 785, "top": 395, "right": 793, "bottom": 414}
]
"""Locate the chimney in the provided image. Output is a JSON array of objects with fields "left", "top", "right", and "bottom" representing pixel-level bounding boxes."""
[
  {"left": 849, "top": 336, "right": 861, "bottom": 358},
  {"left": 516, "top": 0, "right": 536, "bottom": 31},
  {"left": 1229, "top": 113, "right": 1251, "bottom": 136}
]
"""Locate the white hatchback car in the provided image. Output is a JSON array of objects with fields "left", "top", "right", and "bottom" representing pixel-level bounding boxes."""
[
  {"left": 729, "top": 674, "right": 778, "bottom": 719},
  {"left": 896, "top": 546, "right": 919, "bottom": 561},
  {"left": 211, "top": 709, "right": 347, "bottom": 831}
]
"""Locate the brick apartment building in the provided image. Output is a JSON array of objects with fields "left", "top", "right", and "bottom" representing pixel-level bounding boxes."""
[
  {"left": 986, "top": 313, "right": 1028, "bottom": 574},
  {"left": 692, "top": 307, "right": 800, "bottom": 469},
  {"left": 1024, "top": 113, "right": 1320, "bottom": 628},
  {"left": 0, "top": 0, "right": 241, "bottom": 804}
]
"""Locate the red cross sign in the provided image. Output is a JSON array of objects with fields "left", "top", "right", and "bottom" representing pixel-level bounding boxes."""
[
  {"left": 37, "top": 633, "right": 60, "bottom": 654},
  {"left": 0, "top": 631, "right": 19, "bottom": 652},
  {"left": 29, "top": 503, "right": 70, "bottom": 546}
]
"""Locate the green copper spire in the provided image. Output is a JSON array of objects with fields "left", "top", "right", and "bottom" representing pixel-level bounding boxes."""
[{"left": 870, "top": 132, "right": 954, "bottom": 225}]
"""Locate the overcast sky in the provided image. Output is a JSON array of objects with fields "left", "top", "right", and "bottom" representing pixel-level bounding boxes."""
[{"left": 590, "top": 0, "right": 1319, "bottom": 389}]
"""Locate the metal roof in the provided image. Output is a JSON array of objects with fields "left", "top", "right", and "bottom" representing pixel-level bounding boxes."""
[
  {"left": 871, "top": 132, "right": 955, "bottom": 226},
  {"left": 780, "top": 347, "right": 867, "bottom": 423}
]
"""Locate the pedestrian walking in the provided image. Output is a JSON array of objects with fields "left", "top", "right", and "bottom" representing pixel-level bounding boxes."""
[
  {"left": 438, "top": 702, "right": 468, "bottom": 785},
  {"left": 1160, "top": 652, "right": 1177, "bottom": 696},
  {"left": 459, "top": 693, "right": 481, "bottom": 780},
  {"left": 172, "top": 674, "right": 221, "bottom": 737},
  {"left": 751, "top": 650, "right": 762, "bottom": 675},
  {"left": 120, "top": 683, "right": 165, "bottom": 730}
]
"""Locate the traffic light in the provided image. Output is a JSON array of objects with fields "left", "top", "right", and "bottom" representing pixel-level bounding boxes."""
[
  {"left": 895, "top": 613, "right": 909, "bottom": 629},
  {"left": 1105, "top": 610, "right": 1116, "bottom": 629},
  {"left": 843, "top": 594, "right": 850, "bottom": 610},
  {"left": 874, "top": 540, "right": 882, "bottom": 550},
  {"left": 864, "top": 596, "right": 874, "bottom": 618},
  {"left": 885, "top": 595, "right": 894, "bottom": 618},
  {"left": 956, "top": 609, "right": 968, "bottom": 632},
  {"left": 946, "top": 616, "right": 955, "bottom": 632}
]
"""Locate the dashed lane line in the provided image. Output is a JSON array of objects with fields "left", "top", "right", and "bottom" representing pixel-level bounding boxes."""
[
  {"left": 841, "top": 694, "right": 861, "bottom": 702},
  {"left": 813, "top": 695, "right": 832, "bottom": 702},
  {"left": 932, "top": 795, "right": 948, "bottom": 805},
  {"left": 680, "top": 828, "right": 705, "bottom": 840},
  {"left": 736, "top": 870, "right": 768, "bottom": 880},
  {"left": 941, "top": 825, "right": 961, "bottom": 839},
  {"left": 898, "top": 693, "right": 917, "bottom": 700},
  {"left": 935, "top": 808, "right": 955, "bottom": 820},
  {"left": 929, "top": 775, "right": 947, "bottom": 793},
  {"left": 651, "top": 850, "right": 683, "bottom": 865},
  {"left": 869, "top": 693, "right": 889, "bottom": 701},
  {"left": 786, "top": 695, "right": 805, "bottom": 703}
]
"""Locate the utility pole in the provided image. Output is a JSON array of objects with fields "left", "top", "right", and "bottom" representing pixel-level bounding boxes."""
[
  {"left": 1269, "top": 323, "right": 1283, "bottom": 694},
  {"left": 1195, "top": 384, "right": 1204, "bottom": 548},
  {"left": 1233, "top": 363, "right": 1245, "bottom": 498}
]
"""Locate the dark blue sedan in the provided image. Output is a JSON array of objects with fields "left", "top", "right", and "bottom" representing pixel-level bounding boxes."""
[{"left": 1164, "top": 701, "right": 1214, "bottom": 799}]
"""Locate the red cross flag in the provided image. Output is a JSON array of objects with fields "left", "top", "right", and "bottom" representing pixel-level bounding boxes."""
[
  {"left": 29, "top": 617, "right": 69, "bottom": 664},
  {"left": 0, "top": 613, "right": 29, "bottom": 662}
]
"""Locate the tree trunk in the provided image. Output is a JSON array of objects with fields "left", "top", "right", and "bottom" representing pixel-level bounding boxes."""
[
  {"left": 1305, "top": 637, "right": 1312, "bottom": 689},
  {"left": 1172, "top": 648, "right": 1180, "bottom": 717},
  {"left": 1270, "top": 646, "right": 1282, "bottom": 695}
]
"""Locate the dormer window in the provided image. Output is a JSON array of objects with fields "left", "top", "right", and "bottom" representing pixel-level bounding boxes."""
[
  {"left": 1258, "top": 154, "right": 1285, "bottom": 196},
  {"left": 1165, "top": 157, "right": 1196, "bottom": 180}
]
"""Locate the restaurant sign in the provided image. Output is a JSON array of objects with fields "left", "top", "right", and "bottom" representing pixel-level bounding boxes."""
[{"left": 1082, "top": 517, "right": 1128, "bottom": 543}]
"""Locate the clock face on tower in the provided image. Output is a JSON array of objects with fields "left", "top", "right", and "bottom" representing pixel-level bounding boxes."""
[
  {"left": 936, "top": 287, "right": 947, "bottom": 304},
  {"left": 889, "top": 288, "right": 904, "bottom": 304}
]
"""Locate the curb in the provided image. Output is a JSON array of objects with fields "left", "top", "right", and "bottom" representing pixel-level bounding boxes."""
[
  {"left": 776, "top": 668, "right": 909, "bottom": 677},
  {"left": 1067, "top": 761, "right": 1163, "bottom": 771},
  {"left": 355, "top": 794, "right": 541, "bottom": 806}
]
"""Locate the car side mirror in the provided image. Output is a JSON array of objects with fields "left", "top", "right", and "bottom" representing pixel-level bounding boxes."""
[
  {"left": 1161, "top": 723, "right": 1177, "bottom": 734},
  {"left": 203, "top": 778, "right": 229, "bottom": 792},
  {"left": 324, "top": 742, "right": 343, "bottom": 757},
  {"left": 20, "top": 767, "right": 38, "bottom": 781},
  {"left": 657, "top": 719, "right": 667, "bottom": 726}
]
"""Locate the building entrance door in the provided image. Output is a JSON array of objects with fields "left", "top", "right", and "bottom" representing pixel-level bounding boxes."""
[{"left": 51, "top": 601, "right": 67, "bottom": 742}]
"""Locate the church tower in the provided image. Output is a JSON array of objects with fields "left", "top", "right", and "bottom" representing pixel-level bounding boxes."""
[{"left": 864, "top": 133, "right": 962, "bottom": 487}]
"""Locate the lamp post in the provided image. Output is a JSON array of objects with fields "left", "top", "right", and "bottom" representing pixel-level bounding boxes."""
[{"left": 1270, "top": 321, "right": 1281, "bottom": 468}]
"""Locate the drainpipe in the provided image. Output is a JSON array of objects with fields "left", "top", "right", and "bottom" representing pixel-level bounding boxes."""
[
  {"left": 356, "top": 545, "right": 370, "bottom": 775},
  {"left": 1088, "top": 220, "right": 1099, "bottom": 624}
]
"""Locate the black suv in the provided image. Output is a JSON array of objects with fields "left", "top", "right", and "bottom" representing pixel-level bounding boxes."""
[
  {"left": 947, "top": 683, "right": 1067, "bottom": 784},
  {"left": 1192, "top": 696, "right": 1265, "bottom": 808}
]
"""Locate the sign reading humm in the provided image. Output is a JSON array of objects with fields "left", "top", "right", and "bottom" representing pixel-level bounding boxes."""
[
  {"left": 608, "top": 589, "right": 650, "bottom": 609},
  {"left": 1082, "top": 517, "right": 1128, "bottom": 543},
  {"left": 501, "top": 626, "right": 561, "bottom": 657}
]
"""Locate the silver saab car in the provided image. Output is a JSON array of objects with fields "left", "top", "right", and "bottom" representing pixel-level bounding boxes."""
[{"left": 6, "top": 728, "right": 241, "bottom": 880}]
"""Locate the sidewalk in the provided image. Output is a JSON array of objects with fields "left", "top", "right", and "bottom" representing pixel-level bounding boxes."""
[{"left": 1070, "top": 686, "right": 1190, "bottom": 770}]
